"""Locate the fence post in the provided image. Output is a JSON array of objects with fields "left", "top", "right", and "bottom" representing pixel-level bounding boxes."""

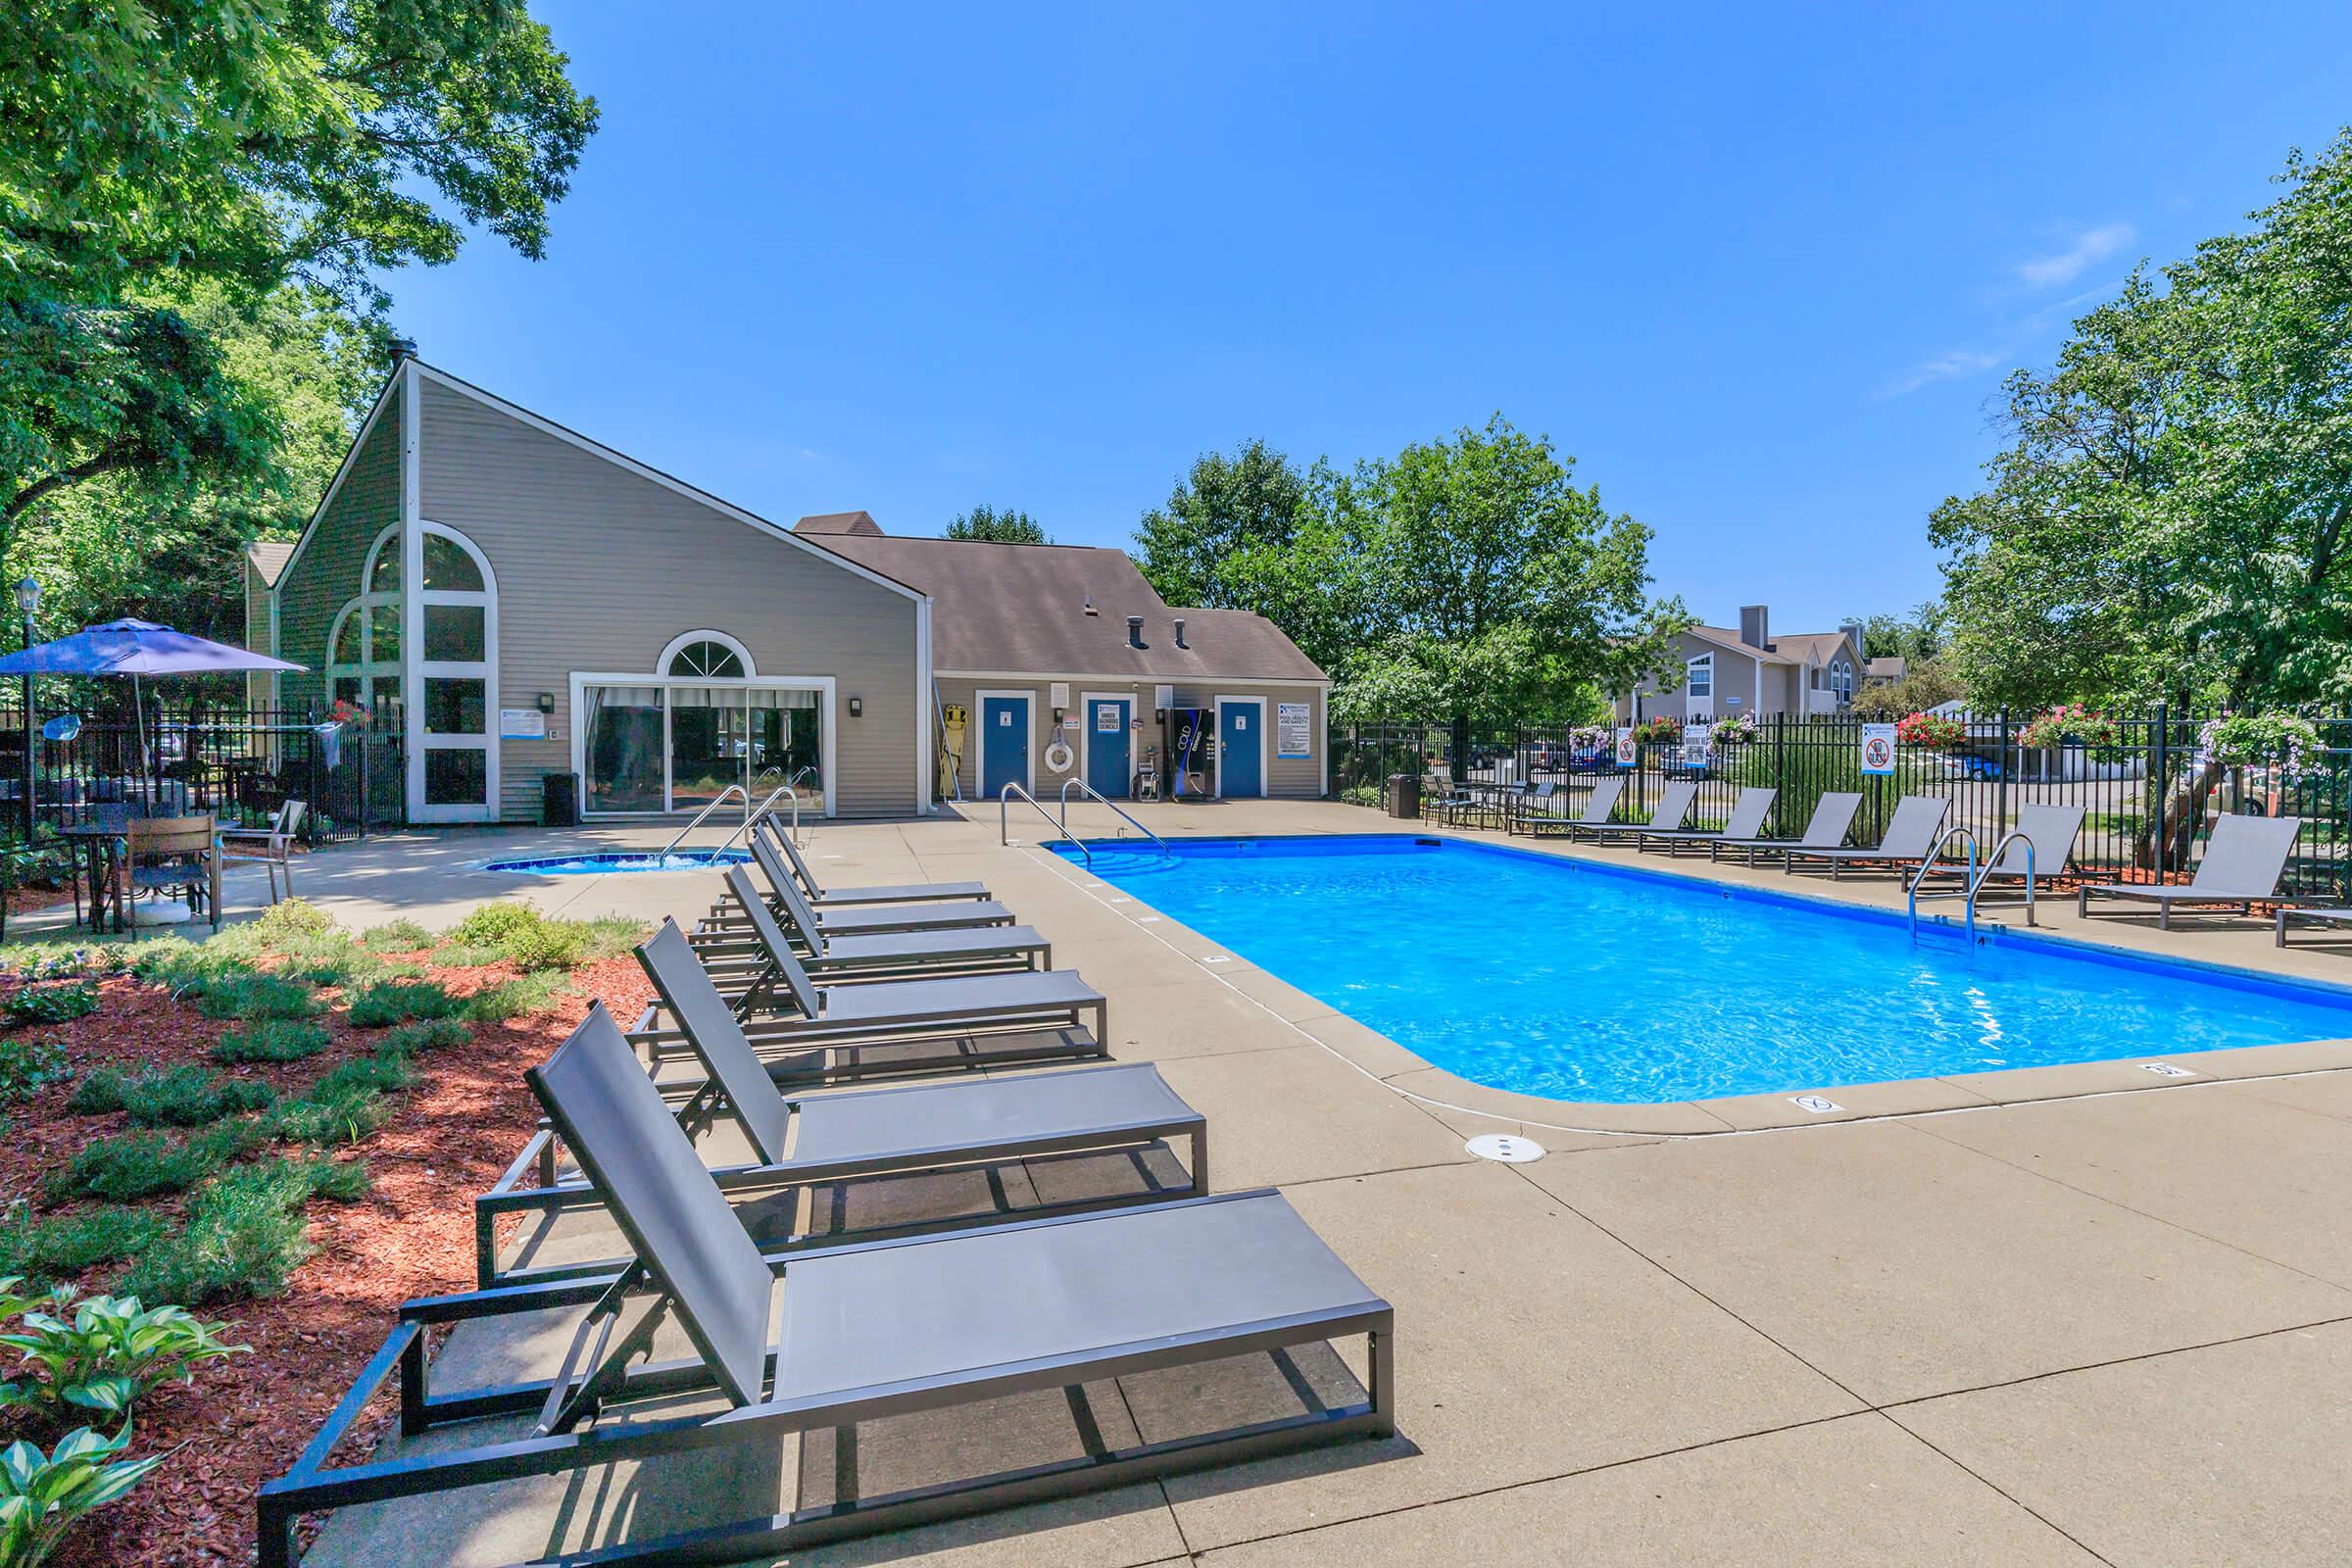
[
  {"left": 2151, "top": 702, "right": 2167, "bottom": 881},
  {"left": 1995, "top": 709, "right": 2009, "bottom": 835}
]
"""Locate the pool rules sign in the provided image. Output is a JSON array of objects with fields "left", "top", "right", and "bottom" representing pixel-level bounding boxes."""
[{"left": 1859, "top": 722, "right": 1897, "bottom": 775}]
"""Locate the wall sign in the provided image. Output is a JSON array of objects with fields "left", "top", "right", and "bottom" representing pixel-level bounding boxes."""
[
  {"left": 1096, "top": 706, "right": 1120, "bottom": 732},
  {"left": 499, "top": 709, "right": 546, "bottom": 740},
  {"left": 1859, "top": 722, "right": 1896, "bottom": 775},
  {"left": 1613, "top": 726, "right": 1637, "bottom": 767},
  {"left": 1277, "top": 701, "right": 1312, "bottom": 759},
  {"left": 997, "top": 710, "right": 1013, "bottom": 727}
]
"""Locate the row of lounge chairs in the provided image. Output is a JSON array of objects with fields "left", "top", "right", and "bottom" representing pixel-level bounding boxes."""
[
  {"left": 262, "top": 814, "right": 1396, "bottom": 1568},
  {"left": 1509, "top": 777, "right": 2325, "bottom": 935}
]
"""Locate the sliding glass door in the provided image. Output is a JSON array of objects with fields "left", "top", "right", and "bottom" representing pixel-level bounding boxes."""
[{"left": 580, "top": 681, "right": 826, "bottom": 815}]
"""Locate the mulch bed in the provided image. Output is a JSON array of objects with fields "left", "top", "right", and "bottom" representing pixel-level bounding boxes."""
[{"left": 0, "top": 948, "right": 656, "bottom": 1568}]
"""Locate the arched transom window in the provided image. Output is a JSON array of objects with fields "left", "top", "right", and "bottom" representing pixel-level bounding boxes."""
[{"left": 669, "top": 639, "right": 745, "bottom": 678}]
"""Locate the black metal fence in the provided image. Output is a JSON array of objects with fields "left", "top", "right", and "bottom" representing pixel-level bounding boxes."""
[
  {"left": 0, "top": 704, "right": 380, "bottom": 845},
  {"left": 1333, "top": 710, "right": 2352, "bottom": 900}
]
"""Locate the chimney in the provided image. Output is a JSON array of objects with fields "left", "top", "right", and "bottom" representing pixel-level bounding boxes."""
[
  {"left": 1126, "top": 614, "right": 1146, "bottom": 649},
  {"left": 1739, "top": 605, "right": 1769, "bottom": 650},
  {"left": 1840, "top": 621, "right": 1863, "bottom": 652},
  {"left": 388, "top": 336, "right": 418, "bottom": 364},
  {"left": 1172, "top": 616, "right": 1188, "bottom": 649}
]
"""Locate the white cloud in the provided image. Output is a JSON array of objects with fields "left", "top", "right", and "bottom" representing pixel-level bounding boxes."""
[
  {"left": 1882, "top": 346, "right": 2008, "bottom": 398},
  {"left": 1880, "top": 276, "right": 2133, "bottom": 399},
  {"left": 2016, "top": 223, "right": 2134, "bottom": 289}
]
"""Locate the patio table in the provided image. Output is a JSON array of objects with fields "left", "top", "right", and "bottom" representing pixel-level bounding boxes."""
[{"left": 55, "top": 820, "right": 128, "bottom": 934}]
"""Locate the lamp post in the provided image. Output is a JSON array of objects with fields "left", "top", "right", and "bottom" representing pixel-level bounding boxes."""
[{"left": 15, "top": 576, "right": 37, "bottom": 845}]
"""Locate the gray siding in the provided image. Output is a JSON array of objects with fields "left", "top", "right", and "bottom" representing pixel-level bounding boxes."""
[
  {"left": 415, "top": 381, "right": 921, "bottom": 819},
  {"left": 275, "top": 385, "right": 402, "bottom": 717},
  {"left": 243, "top": 557, "right": 275, "bottom": 710},
  {"left": 935, "top": 675, "right": 1324, "bottom": 802}
]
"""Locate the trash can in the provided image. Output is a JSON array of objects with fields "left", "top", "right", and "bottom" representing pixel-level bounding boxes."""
[
  {"left": 1386, "top": 772, "right": 1421, "bottom": 819},
  {"left": 542, "top": 771, "right": 580, "bottom": 827}
]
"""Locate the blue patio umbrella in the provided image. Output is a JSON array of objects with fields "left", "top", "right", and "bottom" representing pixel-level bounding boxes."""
[{"left": 0, "top": 619, "right": 305, "bottom": 801}]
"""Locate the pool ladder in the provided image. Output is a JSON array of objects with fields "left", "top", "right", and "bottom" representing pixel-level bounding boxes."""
[
  {"left": 1906, "top": 826, "right": 2041, "bottom": 942},
  {"left": 659, "top": 782, "right": 805, "bottom": 862},
  {"left": 1001, "top": 783, "right": 1089, "bottom": 862},
  {"left": 1057, "top": 777, "right": 1170, "bottom": 858}
]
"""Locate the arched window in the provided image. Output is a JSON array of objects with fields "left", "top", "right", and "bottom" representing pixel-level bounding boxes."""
[{"left": 658, "top": 629, "right": 755, "bottom": 679}]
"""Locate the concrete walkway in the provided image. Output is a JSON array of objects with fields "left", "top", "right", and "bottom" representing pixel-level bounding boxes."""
[{"left": 270, "top": 802, "right": 2352, "bottom": 1566}]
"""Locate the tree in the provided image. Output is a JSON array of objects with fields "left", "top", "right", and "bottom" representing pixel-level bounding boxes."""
[
  {"left": 1848, "top": 661, "right": 1968, "bottom": 719},
  {"left": 1849, "top": 606, "right": 1945, "bottom": 665},
  {"left": 944, "top": 505, "right": 1049, "bottom": 544},
  {"left": 1134, "top": 439, "right": 1310, "bottom": 606},
  {"left": 1, "top": 0, "right": 598, "bottom": 554},
  {"left": 1932, "top": 129, "right": 2352, "bottom": 859}
]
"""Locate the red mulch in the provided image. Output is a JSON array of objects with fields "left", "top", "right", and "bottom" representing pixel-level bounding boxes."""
[{"left": 0, "top": 949, "right": 655, "bottom": 1568}]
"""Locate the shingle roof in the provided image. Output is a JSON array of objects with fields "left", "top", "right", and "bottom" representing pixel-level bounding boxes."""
[
  {"left": 1691, "top": 623, "right": 1855, "bottom": 666},
  {"left": 793, "top": 511, "right": 884, "bottom": 537},
  {"left": 798, "top": 529, "right": 1326, "bottom": 682},
  {"left": 1866, "top": 655, "right": 1908, "bottom": 681},
  {"left": 247, "top": 540, "right": 296, "bottom": 587}
]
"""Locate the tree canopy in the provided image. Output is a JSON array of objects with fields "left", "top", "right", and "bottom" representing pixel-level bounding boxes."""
[
  {"left": 1932, "top": 129, "right": 2352, "bottom": 714},
  {"left": 1136, "top": 418, "right": 1687, "bottom": 729},
  {"left": 1, "top": 0, "right": 598, "bottom": 581},
  {"left": 944, "top": 505, "right": 1049, "bottom": 544}
]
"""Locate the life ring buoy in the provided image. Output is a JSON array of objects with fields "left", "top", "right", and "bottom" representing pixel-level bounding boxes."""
[{"left": 1044, "top": 741, "right": 1074, "bottom": 773}]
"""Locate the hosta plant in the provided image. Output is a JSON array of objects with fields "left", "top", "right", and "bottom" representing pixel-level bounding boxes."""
[
  {"left": 0, "top": 1423, "right": 166, "bottom": 1568},
  {"left": 0, "top": 1280, "right": 245, "bottom": 1420}
]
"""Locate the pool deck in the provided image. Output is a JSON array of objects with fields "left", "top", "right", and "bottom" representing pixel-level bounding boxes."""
[{"left": 216, "top": 802, "right": 2352, "bottom": 1566}]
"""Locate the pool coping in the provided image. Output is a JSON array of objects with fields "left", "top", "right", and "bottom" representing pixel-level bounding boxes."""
[{"left": 1045, "top": 830, "right": 2352, "bottom": 1136}]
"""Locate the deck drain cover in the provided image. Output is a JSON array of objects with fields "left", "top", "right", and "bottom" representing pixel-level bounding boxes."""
[{"left": 1465, "top": 1134, "right": 1545, "bottom": 1163}]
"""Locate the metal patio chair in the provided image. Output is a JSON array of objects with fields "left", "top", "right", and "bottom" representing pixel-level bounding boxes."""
[
  {"left": 122, "top": 813, "right": 222, "bottom": 933},
  {"left": 1709, "top": 791, "right": 1862, "bottom": 866},
  {"left": 475, "top": 932, "right": 1201, "bottom": 1287},
  {"left": 1783, "top": 796, "right": 1949, "bottom": 879},
  {"left": 2079, "top": 812, "right": 2305, "bottom": 930},
  {"left": 1637, "top": 786, "right": 1778, "bottom": 857},
  {"left": 262, "top": 1002, "right": 1395, "bottom": 1568},
  {"left": 217, "top": 798, "right": 304, "bottom": 905}
]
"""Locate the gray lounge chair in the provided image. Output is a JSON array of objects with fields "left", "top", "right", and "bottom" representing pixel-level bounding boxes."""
[
  {"left": 1520, "top": 774, "right": 1627, "bottom": 838},
  {"left": 695, "top": 864, "right": 1050, "bottom": 992},
  {"left": 631, "top": 919, "right": 1108, "bottom": 1087},
  {"left": 1710, "top": 791, "right": 1862, "bottom": 865},
  {"left": 1575, "top": 780, "right": 1697, "bottom": 845},
  {"left": 2277, "top": 905, "right": 2352, "bottom": 948},
  {"left": 760, "top": 814, "right": 990, "bottom": 906},
  {"left": 2080, "top": 813, "right": 2304, "bottom": 930},
  {"left": 1638, "top": 787, "right": 1777, "bottom": 856},
  {"left": 265, "top": 1002, "right": 1393, "bottom": 1568},
  {"left": 717, "top": 834, "right": 1018, "bottom": 938},
  {"left": 475, "top": 935, "right": 1202, "bottom": 1287},
  {"left": 1784, "top": 796, "right": 1949, "bottom": 879},
  {"left": 1909, "top": 802, "right": 2085, "bottom": 906}
]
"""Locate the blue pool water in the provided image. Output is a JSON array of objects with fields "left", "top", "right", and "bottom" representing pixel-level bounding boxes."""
[
  {"left": 1064, "top": 835, "right": 2352, "bottom": 1103},
  {"left": 482, "top": 848, "right": 751, "bottom": 875}
]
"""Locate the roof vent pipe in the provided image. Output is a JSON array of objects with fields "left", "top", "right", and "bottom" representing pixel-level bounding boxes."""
[
  {"left": 1083, "top": 594, "right": 1097, "bottom": 615},
  {"left": 1126, "top": 614, "right": 1146, "bottom": 649},
  {"left": 1173, "top": 617, "right": 1188, "bottom": 649},
  {"left": 388, "top": 336, "right": 418, "bottom": 363}
]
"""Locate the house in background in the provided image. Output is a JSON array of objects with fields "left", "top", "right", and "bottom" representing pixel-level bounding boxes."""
[
  {"left": 1863, "top": 655, "right": 1909, "bottom": 687},
  {"left": 798, "top": 513, "right": 1328, "bottom": 804},
  {"left": 1613, "top": 607, "right": 1865, "bottom": 725}
]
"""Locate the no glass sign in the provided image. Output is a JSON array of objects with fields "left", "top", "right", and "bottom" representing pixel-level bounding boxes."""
[{"left": 1859, "top": 723, "right": 1897, "bottom": 775}]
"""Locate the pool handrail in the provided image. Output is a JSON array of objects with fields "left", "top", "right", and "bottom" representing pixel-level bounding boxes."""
[
  {"left": 1906, "top": 825, "right": 1982, "bottom": 944},
  {"left": 1973, "top": 828, "right": 2039, "bottom": 928},
  {"left": 734, "top": 784, "right": 802, "bottom": 851},
  {"left": 1057, "top": 776, "right": 1169, "bottom": 857},
  {"left": 661, "top": 784, "right": 750, "bottom": 861},
  {"left": 1002, "top": 782, "right": 1090, "bottom": 863}
]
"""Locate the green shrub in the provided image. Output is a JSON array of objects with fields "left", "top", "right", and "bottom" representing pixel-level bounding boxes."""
[
  {"left": 0, "top": 1036, "right": 70, "bottom": 1103},
  {"left": 3, "top": 981, "right": 98, "bottom": 1028},
  {"left": 0, "top": 1207, "right": 168, "bottom": 1285},
  {"left": 0, "top": 944, "right": 122, "bottom": 982},
  {"left": 345, "top": 979, "right": 464, "bottom": 1027},
  {"left": 359, "top": 918, "right": 432, "bottom": 953},
  {"left": 251, "top": 898, "right": 335, "bottom": 946},
  {"left": 0, "top": 1280, "right": 245, "bottom": 1417},
  {"left": 430, "top": 941, "right": 508, "bottom": 968},
  {"left": 464, "top": 970, "right": 568, "bottom": 1021},
  {"left": 214, "top": 1019, "right": 330, "bottom": 1064},
  {"left": 117, "top": 1157, "right": 363, "bottom": 1306},
  {"left": 123, "top": 936, "right": 229, "bottom": 992},
  {"left": 572, "top": 916, "right": 650, "bottom": 961},
  {"left": 268, "top": 1053, "right": 413, "bottom": 1146},
  {"left": 271, "top": 934, "right": 380, "bottom": 988},
  {"left": 68, "top": 1066, "right": 276, "bottom": 1127},
  {"left": 501, "top": 918, "right": 585, "bottom": 971},
  {"left": 49, "top": 1121, "right": 263, "bottom": 1202},
  {"left": 189, "top": 973, "right": 319, "bottom": 1022},
  {"left": 447, "top": 901, "right": 541, "bottom": 948},
  {"left": 0, "top": 1422, "right": 165, "bottom": 1561},
  {"left": 382, "top": 1017, "right": 469, "bottom": 1054}
]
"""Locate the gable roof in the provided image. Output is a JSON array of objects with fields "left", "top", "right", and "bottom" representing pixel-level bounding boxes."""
[
  {"left": 1688, "top": 624, "right": 1857, "bottom": 667},
  {"left": 246, "top": 541, "right": 296, "bottom": 588},
  {"left": 794, "top": 511, "right": 883, "bottom": 536},
  {"left": 798, "top": 528, "right": 1325, "bottom": 682}
]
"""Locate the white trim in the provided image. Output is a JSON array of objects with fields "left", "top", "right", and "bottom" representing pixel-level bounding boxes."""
[
  {"left": 941, "top": 668, "right": 1329, "bottom": 687},
  {"left": 973, "top": 688, "right": 1036, "bottom": 797},
  {"left": 409, "top": 363, "right": 925, "bottom": 606},
  {"left": 656, "top": 628, "right": 757, "bottom": 679},
  {"left": 915, "top": 597, "right": 934, "bottom": 813},
  {"left": 567, "top": 671, "right": 839, "bottom": 820},
  {"left": 1213, "top": 695, "right": 1269, "bottom": 799},
  {"left": 274, "top": 371, "right": 403, "bottom": 593},
  {"left": 1077, "top": 690, "right": 1136, "bottom": 798},
  {"left": 405, "top": 517, "right": 499, "bottom": 823}
]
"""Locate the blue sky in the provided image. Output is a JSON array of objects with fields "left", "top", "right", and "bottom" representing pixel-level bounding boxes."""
[{"left": 387, "top": 3, "right": 2352, "bottom": 632}]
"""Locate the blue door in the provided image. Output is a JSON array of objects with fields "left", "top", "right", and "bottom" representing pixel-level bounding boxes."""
[
  {"left": 979, "top": 696, "right": 1029, "bottom": 798},
  {"left": 1219, "top": 702, "right": 1263, "bottom": 797},
  {"left": 1086, "top": 697, "right": 1132, "bottom": 798}
]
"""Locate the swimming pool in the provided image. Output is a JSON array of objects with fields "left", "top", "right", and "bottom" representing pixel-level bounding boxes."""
[
  {"left": 1063, "top": 835, "right": 2352, "bottom": 1103},
  {"left": 481, "top": 848, "right": 751, "bottom": 875}
]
